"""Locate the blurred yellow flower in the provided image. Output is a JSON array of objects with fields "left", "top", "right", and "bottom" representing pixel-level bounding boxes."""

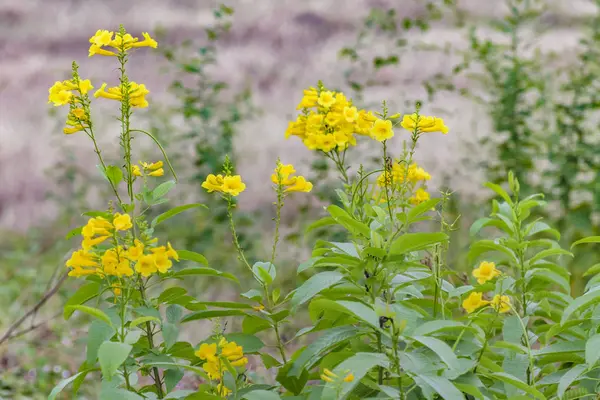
[
  {"left": 318, "top": 91, "right": 336, "bottom": 108},
  {"left": 343, "top": 373, "right": 355, "bottom": 382},
  {"left": 285, "top": 176, "right": 313, "bottom": 193},
  {"left": 94, "top": 82, "right": 150, "bottom": 108},
  {"left": 410, "top": 188, "right": 430, "bottom": 205},
  {"left": 462, "top": 292, "right": 489, "bottom": 314},
  {"left": 491, "top": 295, "right": 511, "bottom": 313},
  {"left": 148, "top": 168, "right": 164, "bottom": 177},
  {"left": 113, "top": 213, "right": 133, "bottom": 231},
  {"left": 401, "top": 113, "right": 449, "bottom": 134},
  {"left": 135, "top": 254, "right": 158, "bottom": 277},
  {"left": 473, "top": 261, "right": 501, "bottom": 284},
  {"left": 201, "top": 174, "right": 225, "bottom": 193},
  {"left": 222, "top": 175, "right": 246, "bottom": 196}
]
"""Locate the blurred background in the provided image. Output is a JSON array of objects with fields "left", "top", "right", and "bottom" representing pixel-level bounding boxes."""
[{"left": 2, "top": 0, "right": 600, "bottom": 397}]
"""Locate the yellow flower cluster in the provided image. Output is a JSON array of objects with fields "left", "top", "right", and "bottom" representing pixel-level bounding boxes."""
[
  {"left": 94, "top": 82, "right": 150, "bottom": 108},
  {"left": 271, "top": 163, "right": 313, "bottom": 193},
  {"left": 132, "top": 161, "right": 164, "bottom": 177},
  {"left": 400, "top": 113, "right": 449, "bottom": 135},
  {"left": 195, "top": 338, "right": 249, "bottom": 396},
  {"left": 375, "top": 162, "right": 432, "bottom": 205},
  {"left": 66, "top": 213, "right": 178, "bottom": 278},
  {"left": 321, "top": 368, "right": 355, "bottom": 383},
  {"left": 88, "top": 29, "right": 157, "bottom": 57},
  {"left": 286, "top": 86, "right": 378, "bottom": 152},
  {"left": 462, "top": 292, "right": 511, "bottom": 314},
  {"left": 48, "top": 79, "right": 94, "bottom": 107},
  {"left": 202, "top": 174, "right": 246, "bottom": 197},
  {"left": 472, "top": 261, "right": 501, "bottom": 285}
]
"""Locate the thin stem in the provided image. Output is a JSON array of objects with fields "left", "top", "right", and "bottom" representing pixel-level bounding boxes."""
[
  {"left": 270, "top": 186, "right": 284, "bottom": 267},
  {"left": 473, "top": 310, "right": 499, "bottom": 373}
]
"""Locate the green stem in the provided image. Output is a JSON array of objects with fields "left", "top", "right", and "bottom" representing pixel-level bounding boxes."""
[{"left": 473, "top": 310, "right": 499, "bottom": 374}]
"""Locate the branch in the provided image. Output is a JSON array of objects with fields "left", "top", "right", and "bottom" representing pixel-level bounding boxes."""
[{"left": 0, "top": 272, "right": 68, "bottom": 346}]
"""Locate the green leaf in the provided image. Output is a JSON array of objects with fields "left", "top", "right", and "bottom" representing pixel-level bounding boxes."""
[
  {"left": 585, "top": 334, "right": 600, "bottom": 366},
  {"left": 100, "top": 386, "right": 144, "bottom": 400},
  {"left": 305, "top": 217, "right": 337, "bottom": 234},
  {"left": 181, "top": 309, "right": 248, "bottom": 323},
  {"left": 105, "top": 165, "right": 123, "bottom": 187},
  {"left": 48, "top": 371, "right": 87, "bottom": 400},
  {"left": 252, "top": 262, "right": 276, "bottom": 285},
  {"left": 571, "top": 236, "right": 600, "bottom": 249},
  {"left": 86, "top": 321, "right": 116, "bottom": 364},
  {"left": 290, "top": 326, "right": 366, "bottom": 377},
  {"left": 65, "top": 226, "right": 83, "bottom": 239},
  {"left": 484, "top": 182, "right": 513, "bottom": 205},
  {"left": 417, "top": 375, "right": 465, "bottom": 400},
  {"left": 276, "top": 361, "right": 309, "bottom": 395},
  {"left": 130, "top": 316, "right": 160, "bottom": 328},
  {"left": 413, "top": 336, "right": 460, "bottom": 371},
  {"left": 468, "top": 240, "right": 517, "bottom": 264},
  {"left": 223, "top": 333, "right": 264, "bottom": 353},
  {"left": 321, "top": 353, "right": 389, "bottom": 399},
  {"left": 152, "top": 180, "right": 176, "bottom": 200},
  {"left": 407, "top": 198, "right": 441, "bottom": 223},
  {"left": 336, "top": 215, "right": 371, "bottom": 237},
  {"left": 162, "top": 322, "right": 179, "bottom": 349},
  {"left": 172, "top": 267, "right": 238, "bottom": 284},
  {"left": 291, "top": 271, "right": 344, "bottom": 309},
  {"left": 335, "top": 300, "right": 379, "bottom": 328},
  {"left": 164, "top": 369, "right": 185, "bottom": 393},
  {"left": 65, "top": 305, "right": 112, "bottom": 327},
  {"left": 242, "top": 315, "right": 272, "bottom": 334},
  {"left": 389, "top": 232, "right": 448, "bottom": 255},
  {"left": 144, "top": 362, "right": 209, "bottom": 380},
  {"left": 412, "top": 320, "right": 466, "bottom": 336},
  {"left": 487, "top": 372, "right": 546, "bottom": 399},
  {"left": 242, "top": 390, "right": 282, "bottom": 400},
  {"left": 190, "top": 301, "right": 253, "bottom": 309},
  {"left": 528, "top": 248, "right": 573, "bottom": 265},
  {"left": 176, "top": 250, "right": 208, "bottom": 266},
  {"left": 561, "top": 289, "right": 600, "bottom": 324},
  {"left": 151, "top": 203, "right": 207, "bottom": 227},
  {"left": 557, "top": 364, "right": 587, "bottom": 399},
  {"left": 98, "top": 341, "right": 132, "bottom": 379},
  {"left": 64, "top": 282, "right": 102, "bottom": 318}
]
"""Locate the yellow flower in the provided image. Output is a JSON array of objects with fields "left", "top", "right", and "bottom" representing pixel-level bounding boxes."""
[
  {"left": 132, "top": 165, "right": 142, "bottom": 177},
  {"left": 63, "top": 125, "right": 86, "bottom": 135},
  {"left": 148, "top": 168, "right": 164, "bottom": 177},
  {"left": 82, "top": 217, "right": 113, "bottom": 238},
  {"left": 324, "top": 112, "right": 342, "bottom": 127},
  {"left": 94, "top": 82, "right": 150, "bottom": 108},
  {"left": 216, "top": 382, "right": 231, "bottom": 396},
  {"left": 202, "top": 359, "right": 222, "bottom": 380},
  {"left": 127, "top": 240, "right": 144, "bottom": 261},
  {"left": 166, "top": 243, "right": 179, "bottom": 261},
  {"left": 89, "top": 44, "right": 117, "bottom": 57},
  {"left": 271, "top": 164, "right": 297, "bottom": 186},
  {"left": 343, "top": 373, "right": 355, "bottom": 382},
  {"left": 82, "top": 235, "right": 109, "bottom": 251},
  {"left": 472, "top": 261, "right": 501, "bottom": 284},
  {"left": 48, "top": 82, "right": 73, "bottom": 106},
  {"left": 102, "top": 249, "right": 134, "bottom": 277},
  {"left": 318, "top": 91, "right": 336, "bottom": 108},
  {"left": 320, "top": 134, "right": 336, "bottom": 152},
  {"left": 343, "top": 106, "right": 359, "bottom": 122},
  {"left": 135, "top": 254, "right": 158, "bottom": 277},
  {"left": 130, "top": 32, "right": 158, "bottom": 49},
  {"left": 195, "top": 343, "right": 218, "bottom": 361},
  {"left": 370, "top": 119, "right": 394, "bottom": 142},
  {"left": 201, "top": 174, "right": 225, "bottom": 193},
  {"left": 285, "top": 176, "right": 313, "bottom": 193},
  {"left": 252, "top": 304, "right": 265, "bottom": 311},
  {"left": 407, "top": 164, "right": 431, "bottom": 183},
  {"left": 491, "top": 295, "right": 511, "bottom": 313},
  {"left": 113, "top": 213, "right": 133, "bottom": 231},
  {"left": 142, "top": 161, "right": 163, "bottom": 170},
  {"left": 296, "top": 88, "right": 318, "bottom": 109},
  {"left": 112, "top": 285, "right": 122, "bottom": 296},
  {"left": 462, "top": 292, "right": 489, "bottom": 314},
  {"left": 400, "top": 113, "right": 449, "bottom": 134},
  {"left": 89, "top": 30, "right": 114, "bottom": 47},
  {"left": 153, "top": 250, "right": 173, "bottom": 274},
  {"left": 285, "top": 118, "right": 307, "bottom": 139},
  {"left": 410, "top": 188, "right": 430, "bottom": 205},
  {"left": 71, "top": 108, "right": 86, "bottom": 120},
  {"left": 222, "top": 175, "right": 246, "bottom": 196}
]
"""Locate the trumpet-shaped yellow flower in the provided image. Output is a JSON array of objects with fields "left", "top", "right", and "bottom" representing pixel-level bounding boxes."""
[
  {"left": 318, "top": 91, "right": 336, "bottom": 108},
  {"left": 102, "top": 248, "right": 133, "bottom": 277},
  {"left": 196, "top": 343, "right": 218, "bottom": 361},
  {"left": 343, "top": 106, "right": 359, "bottom": 122},
  {"left": 113, "top": 213, "right": 133, "bottom": 231},
  {"left": 151, "top": 248, "right": 173, "bottom": 273},
  {"left": 166, "top": 242, "right": 179, "bottom": 261},
  {"left": 148, "top": 168, "right": 164, "bottom": 177},
  {"left": 135, "top": 254, "right": 158, "bottom": 277},
  {"left": 472, "top": 261, "right": 501, "bottom": 284},
  {"left": 89, "top": 29, "right": 114, "bottom": 47},
  {"left": 202, "top": 174, "right": 225, "bottom": 193},
  {"left": 66, "top": 250, "right": 100, "bottom": 277},
  {"left": 370, "top": 119, "right": 394, "bottom": 142},
  {"left": 296, "top": 87, "right": 318, "bottom": 109},
  {"left": 131, "top": 32, "right": 158, "bottom": 49},
  {"left": 462, "top": 292, "right": 490, "bottom": 314},
  {"left": 142, "top": 160, "right": 163, "bottom": 170},
  {"left": 410, "top": 188, "right": 430, "bottom": 205},
  {"left": 82, "top": 235, "right": 109, "bottom": 251},
  {"left": 221, "top": 175, "right": 246, "bottom": 196},
  {"left": 82, "top": 217, "right": 113, "bottom": 238},
  {"left": 401, "top": 113, "right": 449, "bottom": 134},
  {"left": 94, "top": 82, "right": 150, "bottom": 108},
  {"left": 491, "top": 295, "right": 511, "bottom": 313},
  {"left": 271, "top": 164, "right": 297, "bottom": 186},
  {"left": 216, "top": 383, "right": 231, "bottom": 397},
  {"left": 132, "top": 165, "right": 142, "bottom": 177},
  {"left": 127, "top": 239, "right": 144, "bottom": 261},
  {"left": 285, "top": 176, "right": 313, "bottom": 193}
]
